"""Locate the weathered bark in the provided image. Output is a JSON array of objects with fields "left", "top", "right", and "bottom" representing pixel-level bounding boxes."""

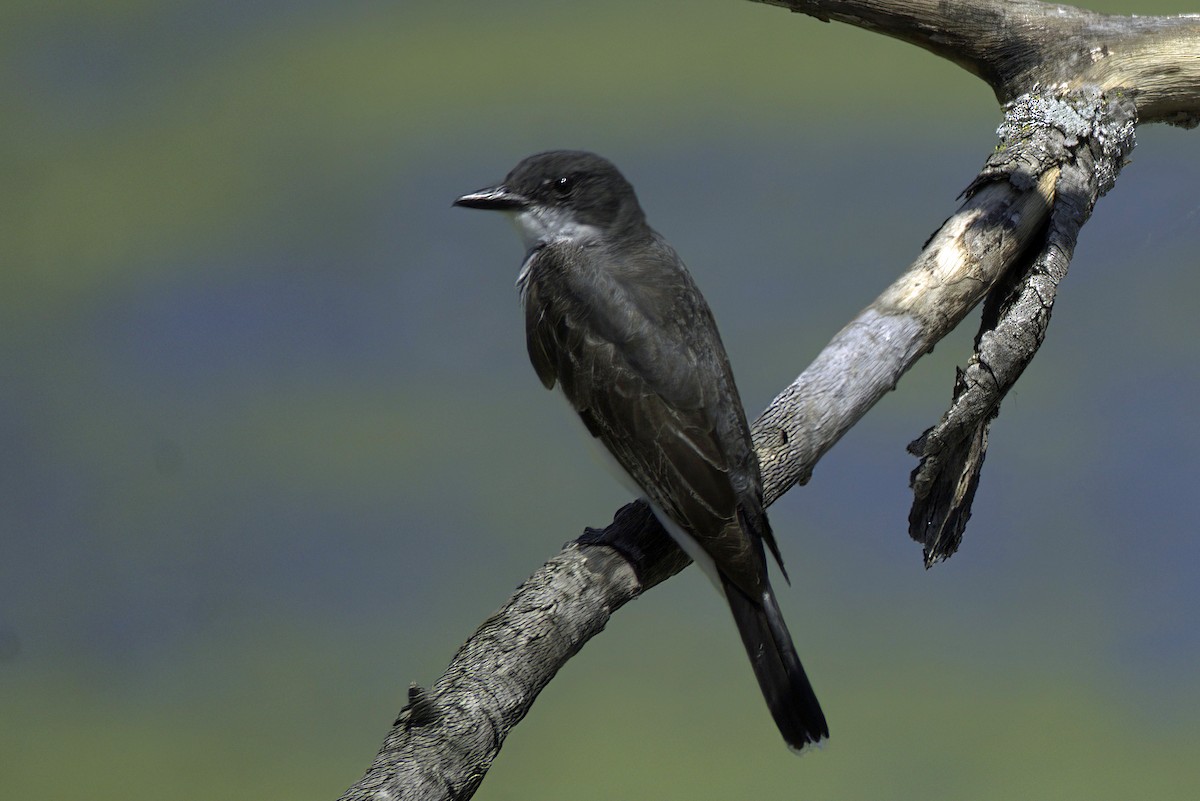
[
  {"left": 341, "top": 2, "right": 1196, "bottom": 798},
  {"left": 908, "top": 88, "right": 1137, "bottom": 564},
  {"left": 758, "top": 0, "right": 1200, "bottom": 126},
  {"left": 345, "top": 504, "right": 685, "bottom": 801}
]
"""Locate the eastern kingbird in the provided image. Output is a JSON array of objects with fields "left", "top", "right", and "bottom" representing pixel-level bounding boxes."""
[{"left": 455, "top": 150, "right": 828, "bottom": 752}]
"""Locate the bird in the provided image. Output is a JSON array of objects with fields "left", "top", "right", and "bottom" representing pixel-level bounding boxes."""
[{"left": 454, "top": 150, "right": 827, "bottom": 752}]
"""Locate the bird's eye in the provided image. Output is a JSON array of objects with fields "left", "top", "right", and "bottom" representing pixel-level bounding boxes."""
[{"left": 552, "top": 176, "right": 574, "bottom": 195}]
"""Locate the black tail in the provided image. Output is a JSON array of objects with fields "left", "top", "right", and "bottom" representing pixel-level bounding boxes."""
[{"left": 721, "top": 575, "right": 828, "bottom": 752}]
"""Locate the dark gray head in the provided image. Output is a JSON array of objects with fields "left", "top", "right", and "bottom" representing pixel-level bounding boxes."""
[{"left": 454, "top": 150, "right": 647, "bottom": 250}]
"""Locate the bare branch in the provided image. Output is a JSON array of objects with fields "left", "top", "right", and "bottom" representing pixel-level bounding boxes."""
[
  {"left": 908, "top": 88, "right": 1138, "bottom": 565},
  {"left": 753, "top": 0, "right": 1200, "bottom": 125},
  {"left": 343, "top": 132, "right": 1069, "bottom": 798},
  {"left": 342, "top": 2, "right": 1192, "bottom": 798},
  {"left": 339, "top": 504, "right": 686, "bottom": 801},
  {"left": 753, "top": 169, "right": 1056, "bottom": 498}
]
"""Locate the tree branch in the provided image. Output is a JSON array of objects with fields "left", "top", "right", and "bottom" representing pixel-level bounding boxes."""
[
  {"left": 754, "top": 0, "right": 1200, "bottom": 126},
  {"left": 908, "top": 88, "right": 1137, "bottom": 564},
  {"left": 339, "top": 503, "right": 687, "bottom": 801},
  {"left": 341, "top": 2, "right": 1192, "bottom": 797}
]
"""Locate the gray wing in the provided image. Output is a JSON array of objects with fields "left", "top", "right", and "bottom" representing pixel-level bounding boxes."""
[{"left": 520, "top": 243, "right": 784, "bottom": 596}]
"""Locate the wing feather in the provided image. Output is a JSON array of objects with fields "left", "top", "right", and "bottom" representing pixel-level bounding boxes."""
[{"left": 521, "top": 243, "right": 782, "bottom": 596}]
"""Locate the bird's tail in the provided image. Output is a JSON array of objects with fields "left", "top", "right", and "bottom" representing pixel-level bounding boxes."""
[{"left": 720, "top": 575, "right": 828, "bottom": 753}]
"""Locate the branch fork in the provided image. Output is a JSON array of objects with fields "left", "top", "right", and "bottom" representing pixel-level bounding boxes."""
[{"left": 342, "top": 1, "right": 1196, "bottom": 796}]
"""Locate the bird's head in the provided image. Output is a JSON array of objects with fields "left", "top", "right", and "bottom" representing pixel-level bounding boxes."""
[{"left": 454, "top": 150, "right": 646, "bottom": 251}]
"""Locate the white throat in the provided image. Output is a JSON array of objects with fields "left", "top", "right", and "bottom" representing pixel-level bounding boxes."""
[{"left": 510, "top": 205, "right": 603, "bottom": 252}]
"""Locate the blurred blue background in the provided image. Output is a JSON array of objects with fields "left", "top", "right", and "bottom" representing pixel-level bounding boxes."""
[{"left": 3, "top": 1, "right": 1199, "bottom": 798}]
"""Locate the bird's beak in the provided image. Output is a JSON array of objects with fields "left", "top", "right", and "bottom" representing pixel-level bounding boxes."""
[{"left": 453, "top": 184, "right": 529, "bottom": 211}]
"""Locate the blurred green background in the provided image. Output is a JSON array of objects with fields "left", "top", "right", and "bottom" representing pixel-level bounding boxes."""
[{"left": 3, "top": 0, "right": 1199, "bottom": 798}]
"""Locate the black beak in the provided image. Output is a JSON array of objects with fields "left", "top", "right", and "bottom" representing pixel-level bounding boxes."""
[{"left": 453, "top": 184, "right": 529, "bottom": 211}]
